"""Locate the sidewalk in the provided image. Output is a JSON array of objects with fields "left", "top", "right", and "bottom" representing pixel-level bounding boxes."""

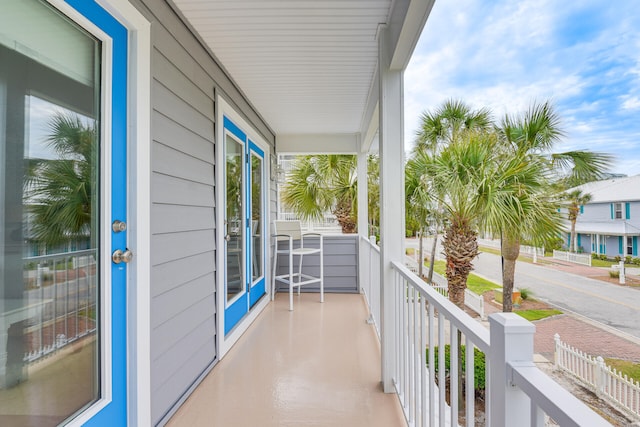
[{"left": 542, "top": 257, "right": 640, "bottom": 286}]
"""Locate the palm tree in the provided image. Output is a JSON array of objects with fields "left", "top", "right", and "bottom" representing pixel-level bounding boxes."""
[
  {"left": 414, "top": 98, "right": 492, "bottom": 154},
  {"left": 410, "top": 99, "right": 493, "bottom": 284},
  {"left": 565, "top": 189, "right": 592, "bottom": 253},
  {"left": 495, "top": 101, "right": 611, "bottom": 311},
  {"left": 281, "top": 155, "right": 358, "bottom": 233},
  {"left": 25, "top": 113, "right": 97, "bottom": 249},
  {"left": 367, "top": 154, "right": 380, "bottom": 237},
  {"left": 428, "top": 131, "right": 500, "bottom": 308},
  {"left": 405, "top": 152, "right": 435, "bottom": 278}
]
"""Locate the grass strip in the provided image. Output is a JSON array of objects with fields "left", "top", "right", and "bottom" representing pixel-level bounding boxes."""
[
  {"left": 516, "top": 309, "right": 563, "bottom": 322},
  {"left": 604, "top": 359, "right": 640, "bottom": 383},
  {"left": 425, "top": 260, "right": 501, "bottom": 295}
]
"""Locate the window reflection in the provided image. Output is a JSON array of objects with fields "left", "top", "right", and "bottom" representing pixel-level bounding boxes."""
[{"left": 0, "top": 1, "right": 100, "bottom": 425}]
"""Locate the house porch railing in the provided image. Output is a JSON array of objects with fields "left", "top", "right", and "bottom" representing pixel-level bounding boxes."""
[{"left": 360, "top": 236, "right": 612, "bottom": 426}]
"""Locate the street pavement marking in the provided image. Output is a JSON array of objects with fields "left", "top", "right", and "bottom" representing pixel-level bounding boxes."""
[{"left": 520, "top": 271, "right": 639, "bottom": 311}]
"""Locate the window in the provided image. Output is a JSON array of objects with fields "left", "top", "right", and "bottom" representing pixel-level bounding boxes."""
[
  {"left": 627, "top": 237, "right": 633, "bottom": 255},
  {"left": 615, "top": 203, "right": 623, "bottom": 219}
]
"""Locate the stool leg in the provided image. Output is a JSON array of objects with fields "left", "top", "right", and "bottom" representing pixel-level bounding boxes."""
[
  {"left": 320, "top": 240, "right": 324, "bottom": 303},
  {"left": 297, "top": 254, "right": 303, "bottom": 295},
  {"left": 271, "top": 244, "right": 277, "bottom": 301},
  {"left": 289, "top": 245, "right": 294, "bottom": 311}
]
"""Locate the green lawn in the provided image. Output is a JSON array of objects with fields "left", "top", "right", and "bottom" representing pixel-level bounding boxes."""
[
  {"left": 604, "top": 359, "right": 640, "bottom": 383},
  {"left": 478, "top": 246, "right": 536, "bottom": 263},
  {"left": 425, "top": 260, "right": 501, "bottom": 295},
  {"left": 516, "top": 309, "right": 563, "bottom": 321}
]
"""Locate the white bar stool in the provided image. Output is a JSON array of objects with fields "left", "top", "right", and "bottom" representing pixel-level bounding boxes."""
[{"left": 271, "top": 220, "right": 324, "bottom": 311}]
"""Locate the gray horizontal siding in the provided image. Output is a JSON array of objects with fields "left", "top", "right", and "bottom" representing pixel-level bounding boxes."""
[
  {"left": 151, "top": 172, "right": 214, "bottom": 207},
  {"left": 127, "top": 0, "right": 276, "bottom": 423},
  {"left": 274, "top": 235, "right": 358, "bottom": 293}
]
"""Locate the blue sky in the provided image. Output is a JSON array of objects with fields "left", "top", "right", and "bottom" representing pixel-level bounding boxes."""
[{"left": 405, "top": 0, "right": 640, "bottom": 176}]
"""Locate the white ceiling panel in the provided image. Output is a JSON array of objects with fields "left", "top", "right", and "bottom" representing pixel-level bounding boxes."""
[{"left": 172, "top": 0, "right": 392, "bottom": 137}]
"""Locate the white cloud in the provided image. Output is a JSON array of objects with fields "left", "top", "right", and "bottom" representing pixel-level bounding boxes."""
[{"left": 621, "top": 96, "right": 640, "bottom": 110}]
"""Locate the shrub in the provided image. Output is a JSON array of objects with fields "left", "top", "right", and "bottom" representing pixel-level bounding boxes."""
[
  {"left": 591, "top": 252, "right": 598, "bottom": 259},
  {"left": 625, "top": 256, "right": 632, "bottom": 264},
  {"left": 633, "top": 257, "right": 640, "bottom": 265},
  {"left": 426, "top": 344, "right": 486, "bottom": 392},
  {"left": 599, "top": 254, "right": 607, "bottom": 261},
  {"left": 609, "top": 270, "right": 620, "bottom": 278},
  {"left": 614, "top": 255, "right": 622, "bottom": 263},
  {"left": 519, "top": 288, "right": 530, "bottom": 300}
]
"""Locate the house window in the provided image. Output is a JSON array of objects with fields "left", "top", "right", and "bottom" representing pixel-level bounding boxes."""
[
  {"left": 614, "top": 203, "right": 623, "bottom": 219},
  {"left": 627, "top": 237, "right": 633, "bottom": 255}
]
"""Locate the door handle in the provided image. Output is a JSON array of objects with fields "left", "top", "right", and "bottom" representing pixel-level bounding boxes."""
[{"left": 112, "top": 248, "right": 133, "bottom": 264}]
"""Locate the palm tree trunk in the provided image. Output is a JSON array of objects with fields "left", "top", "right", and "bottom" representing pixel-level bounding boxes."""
[
  {"left": 570, "top": 220, "right": 577, "bottom": 253},
  {"left": 501, "top": 236, "right": 520, "bottom": 312},
  {"left": 427, "top": 231, "right": 438, "bottom": 284},
  {"left": 443, "top": 218, "right": 478, "bottom": 309}
]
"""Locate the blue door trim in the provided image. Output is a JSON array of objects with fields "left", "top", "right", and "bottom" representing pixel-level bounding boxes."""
[
  {"left": 223, "top": 118, "right": 266, "bottom": 330},
  {"left": 64, "top": 0, "right": 128, "bottom": 424}
]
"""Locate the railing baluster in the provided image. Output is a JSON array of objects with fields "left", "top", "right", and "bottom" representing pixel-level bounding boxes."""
[
  {"left": 421, "top": 296, "right": 427, "bottom": 427},
  {"left": 530, "top": 401, "right": 544, "bottom": 427},
  {"left": 428, "top": 303, "right": 435, "bottom": 427},
  {"left": 450, "top": 323, "right": 458, "bottom": 425},
  {"left": 408, "top": 285, "right": 415, "bottom": 423},
  {"left": 438, "top": 312, "right": 445, "bottom": 427},
  {"left": 465, "top": 336, "right": 474, "bottom": 427}
]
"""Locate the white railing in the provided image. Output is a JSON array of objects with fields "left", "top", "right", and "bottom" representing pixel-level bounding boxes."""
[
  {"left": 553, "top": 250, "right": 592, "bottom": 267},
  {"left": 392, "top": 262, "right": 611, "bottom": 426},
  {"left": 391, "top": 261, "right": 490, "bottom": 426},
  {"left": 277, "top": 212, "right": 342, "bottom": 232},
  {"left": 361, "top": 236, "right": 381, "bottom": 339},
  {"left": 404, "top": 256, "right": 484, "bottom": 319},
  {"left": 22, "top": 250, "right": 97, "bottom": 363},
  {"left": 555, "top": 334, "right": 640, "bottom": 421},
  {"left": 359, "top": 251, "right": 612, "bottom": 426}
]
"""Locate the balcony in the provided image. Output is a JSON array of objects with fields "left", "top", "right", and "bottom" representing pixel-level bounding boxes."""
[
  {"left": 167, "top": 292, "right": 405, "bottom": 426},
  {"left": 168, "top": 237, "right": 613, "bottom": 427}
]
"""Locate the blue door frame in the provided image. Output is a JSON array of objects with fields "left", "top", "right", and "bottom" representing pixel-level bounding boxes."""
[
  {"left": 224, "top": 117, "right": 266, "bottom": 334},
  {"left": 64, "top": 0, "right": 128, "bottom": 424}
]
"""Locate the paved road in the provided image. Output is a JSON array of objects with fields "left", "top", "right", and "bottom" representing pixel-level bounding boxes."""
[{"left": 407, "top": 237, "right": 640, "bottom": 339}]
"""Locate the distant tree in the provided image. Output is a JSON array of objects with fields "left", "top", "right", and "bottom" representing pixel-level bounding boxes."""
[
  {"left": 281, "top": 155, "right": 357, "bottom": 233},
  {"left": 565, "top": 189, "right": 592, "bottom": 253},
  {"left": 495, "top": 101, "right": 610, "bottom": 311}
]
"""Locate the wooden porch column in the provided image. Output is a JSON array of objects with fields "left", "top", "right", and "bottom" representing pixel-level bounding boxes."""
[{"left": 378, "top": 26, "right": 405, "bottom": 393}]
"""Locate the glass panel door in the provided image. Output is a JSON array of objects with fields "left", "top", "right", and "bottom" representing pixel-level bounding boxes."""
[
  {"left": 0, "top": 0, "right": 129, "bottom": 424},
  {"left": 223, "top": 118, "right": 267, "bottom": 333},
  {"left": 225, "top": 133, "right": 245, "bottom": 304}
]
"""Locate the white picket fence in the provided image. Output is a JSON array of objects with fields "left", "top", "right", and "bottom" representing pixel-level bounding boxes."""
[
  {"left": 477, "top": 238, "right": 544, "bottom": 258},
  {"left": 554, "top": 333, "right": 640, "bottom": 421},
  {"left": 404, "top": 256, "right": 485, "bottom": 319},
  {"left": 552, "top": 250, "right": 592, "bottom": 267}
]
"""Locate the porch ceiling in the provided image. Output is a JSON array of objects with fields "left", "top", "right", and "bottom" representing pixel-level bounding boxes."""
[{"left": 170, "top": 0, "right": 433, "bottom": 152}]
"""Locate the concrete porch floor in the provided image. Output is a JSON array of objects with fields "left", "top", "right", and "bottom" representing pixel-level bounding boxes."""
[{"left": 167, "top": 292, "right": 406, "bottom": 426}]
